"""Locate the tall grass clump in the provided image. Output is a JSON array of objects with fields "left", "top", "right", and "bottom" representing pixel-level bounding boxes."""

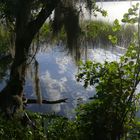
[
  {"left": 38, "top": 20, "right": 135, "bottom": 48},
  {"left": 117, "top": 25, "right": 136, "bottom": 47},
  {"left": 81, "top": 20, "right": 113, "bottom": 44},
  {"left": 80, "top": 20, "right": 136, "bottom": 47}
]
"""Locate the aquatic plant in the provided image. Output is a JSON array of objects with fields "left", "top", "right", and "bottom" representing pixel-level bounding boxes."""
[{"left": 39, "top": 20, "right": 135, "bottom": 48}]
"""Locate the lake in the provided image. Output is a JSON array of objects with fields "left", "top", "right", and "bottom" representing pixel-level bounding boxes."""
[
  {"left": 23, "top": 43, "right": 125, "bottom": 119},
  {"left": 0, "top": 1, "right": 138, "bottom": 119},
  {"left": 83, "top": 1, "right": 140, "bottom": 22}
]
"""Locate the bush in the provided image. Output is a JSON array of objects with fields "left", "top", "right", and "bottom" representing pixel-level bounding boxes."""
[
  {"left": 44, "top": 115, "right": 78, "bottom": 140},
  {"left": 0, "top": 112, "right": 47, "bottom": 140}
]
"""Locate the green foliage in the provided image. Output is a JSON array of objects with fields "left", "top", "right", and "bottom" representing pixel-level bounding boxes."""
[
  {"left": 76, "top": 4, "right": 140, "bottom": 139},
  {"left": 81, "top": 20, "right": 135, "bottom": 47},
  {"left": 44, "top": 115, "right": 78, "bottom": 140},
  {"left": 126, "top": 119, "right": 140, "bottom": 140},
  {"left": 82, "top": 20, "right": 112, "bottom": 43},
  {"left": 76, "top": 42, "right": 140, "bottom": 139},
  {"left": 122, "top": 3, "right": 139, "bottom": 24},
  {"left": 112, "top": 19, "right": 121, "bottom": 31},
  {"left": 108, "top": 19, "right": 121, "bottom": 45},
  {"left": 0, "top": 0, "right": 16, "bottom": 20},
  {"left": 108, "top": 35, "right": 118, "bottom": 44},
  {"left": 39, "top": 23, "right": 52, "bottom": 42},
  {"left": 86, "top": 0, "right": 107, "bottom": 17},
  {"left": 0, "top": 112, "right": 47, "bottom": 140},
  {"left": 118, "top": 25, "right": 136, "bottom": 47},
  {"left": 38, "top": 20, "right": 135, "bottom": 48},
  {"left": 0, "top": 2, "right": 140, "bottom": 140}
]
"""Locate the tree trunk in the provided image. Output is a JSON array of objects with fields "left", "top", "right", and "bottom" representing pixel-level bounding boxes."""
[
  {"left": 0, "top": 1, "right": 31, "bottom": 116},
  {"left": 0, "top": 26, "right": 32, "bottom": 117},
  {"left": 0, "top": 0, "right": 60, "bottom": 117}
]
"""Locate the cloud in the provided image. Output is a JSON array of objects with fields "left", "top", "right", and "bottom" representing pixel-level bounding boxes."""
[
  {"left": 56, "top": 56, "right": 71, "bottom": 74},
  {"left": 41, "top": 71, "right": 67, "bottom": 100}
]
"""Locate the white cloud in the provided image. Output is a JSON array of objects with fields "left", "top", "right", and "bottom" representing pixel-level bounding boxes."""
[
  {"left": 56, "top": 56, "right": 70, "bottom": 74},
  {"left": 41, "top": 71, "right": 67, "bottom": 100}
]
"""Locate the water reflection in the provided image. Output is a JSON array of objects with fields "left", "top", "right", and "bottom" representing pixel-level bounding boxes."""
[
  {"left": 0, "top": 55, "right": 12, "bottom": 89},
  {"left": 24, "top": 42, "right": 125, "bottom": 118},
  {"left": 0, "top": 36, "right": 127, "bottom": 118},
  {"left": 33, "top": 59, "right": 42, "bottom": 104},
  {"left": 0, "top": 41, "right": 126, "bottom": 118}
]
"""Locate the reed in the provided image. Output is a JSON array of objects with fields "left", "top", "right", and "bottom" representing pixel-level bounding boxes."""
[{"left": 39, "top": 20, "right": 136, "bottom": 47}]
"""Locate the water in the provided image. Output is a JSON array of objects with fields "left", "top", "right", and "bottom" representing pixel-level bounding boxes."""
[
  {"left": 83, "top": 1, "right": 140, "bottom": 22},
  {"left": 0, "top": 1, "right": 136, "bottom": 118},
  {"left": 24, "top": 43, "right": 125, "bottom": 118},
  {"left": 25, "top": 0, "right": 140, "bottom": 118}
]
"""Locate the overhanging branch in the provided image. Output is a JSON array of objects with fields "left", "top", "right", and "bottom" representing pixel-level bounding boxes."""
[{"left": 27, "top": 0, "right": 60, "bottom": 38}]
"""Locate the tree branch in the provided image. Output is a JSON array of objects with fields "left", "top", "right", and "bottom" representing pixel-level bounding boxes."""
[
  {"left": 27, "top": 0, "right": 60, "bottom": 39},
  {"left": 27, "top": 98, "right": 68, "bottom": 104}
]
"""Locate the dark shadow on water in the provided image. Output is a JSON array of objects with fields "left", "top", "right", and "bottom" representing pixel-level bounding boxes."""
[{"left": 0, "top": 55, "right": 12, "bottom": 87}]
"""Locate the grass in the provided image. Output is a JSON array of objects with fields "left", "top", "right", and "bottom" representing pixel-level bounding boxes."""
[
  {"left": 0, "top": 20, "right": 135, "bottom": 49},
  {"left": 80, "top": 20, "right": 113, "bottom": 45},
  {"left": 39, "top": 20, "right": 136, "bottom": 48}
]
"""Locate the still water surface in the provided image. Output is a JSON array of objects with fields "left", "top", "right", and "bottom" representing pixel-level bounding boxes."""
[
  {"left": 0, "top": 1, "right": 137, "bottom": 118},
  {"left": 25, "top": 43, "right": 125, "bottom": 118},
  {"left": 26, "top": 1, "right": 139, "bottom": 118}
]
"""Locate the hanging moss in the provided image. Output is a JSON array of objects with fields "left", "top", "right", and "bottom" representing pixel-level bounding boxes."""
[
  {"left": 86, "top": 0, "right": 94, "bottom": 15},
  {"left": 34, "top": 60, "right": 42, "bottom": 104},
  {"left": 51, "top": 4, "right": 64, "bottom": 35},
  {"left": 64, "top": 6, "right": 80, "bottom": 48},
  {"left": 63, "top": 6, "right": 81, "bottom": 63},
  {"left": 51, "top": 1, "right": 81, "bottom": 62}
]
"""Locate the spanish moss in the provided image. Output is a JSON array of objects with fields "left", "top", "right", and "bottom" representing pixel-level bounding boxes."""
[{"left": 34, "top": 59, "right": 42, "bottom": 104}]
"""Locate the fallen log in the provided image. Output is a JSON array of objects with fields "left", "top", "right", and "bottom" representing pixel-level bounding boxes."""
[{"left": 26, "top": 98, "right": 68, "bottom": 104}]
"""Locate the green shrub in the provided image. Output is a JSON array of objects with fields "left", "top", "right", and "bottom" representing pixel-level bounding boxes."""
[
  {"left": 0, "top": 112, "right": 47, "bottom": 140},
  {"left": 44, "top": 115, "right": 78, "bottom": 140}
]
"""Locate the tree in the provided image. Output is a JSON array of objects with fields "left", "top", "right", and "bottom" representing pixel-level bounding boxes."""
[
  {"left": 0, "top": 0, "right": 100, "bottom": 116},
  {"left": 76, "top": 3, "right": 140, "bottom": 139},
  {"left": 0, "top": 0, "right": 58, "bottom": 116}
]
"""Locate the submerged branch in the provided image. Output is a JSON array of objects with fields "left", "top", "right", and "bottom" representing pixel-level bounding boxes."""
[{"left": 27, "top": 98, "right": 68, "bottom": 104}]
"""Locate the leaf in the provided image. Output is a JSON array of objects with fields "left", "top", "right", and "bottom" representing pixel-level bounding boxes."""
[
  {"left": 101, "top": 10, "right": 107, "bottom": 17},
  {"left": 108, "top": 35, "right": 118, "bottom": 44},
  {"left": 129, "top": 61, "right": 134, "bottom": 66},
  {"left": 112, "top": 19, "right": 121, "bottom": 32}
]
